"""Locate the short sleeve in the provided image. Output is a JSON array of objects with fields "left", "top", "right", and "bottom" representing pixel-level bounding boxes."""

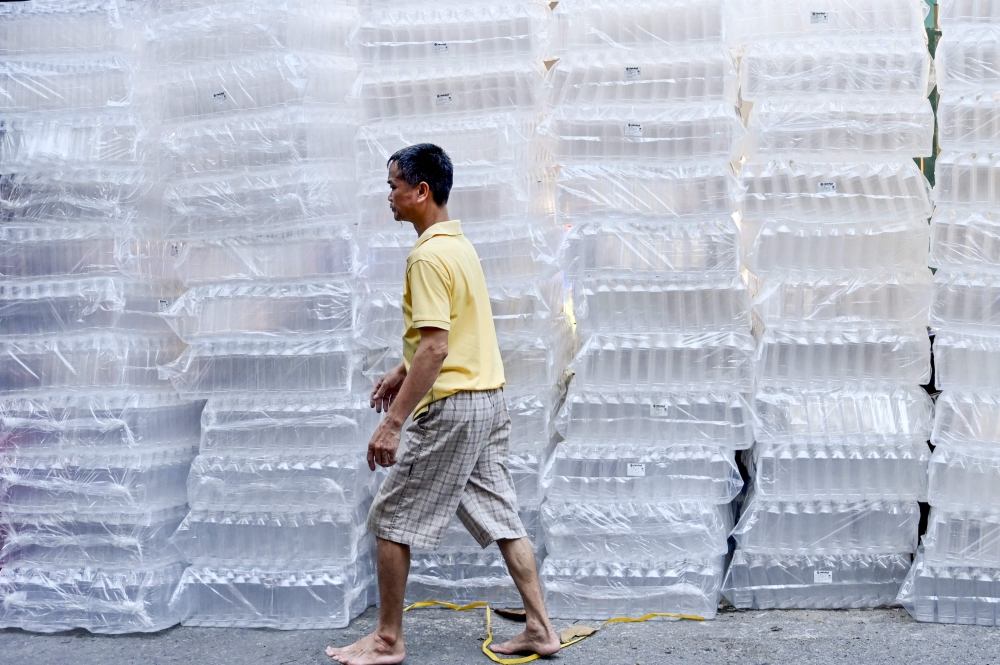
[{"left": 407, "top": 258, "right": 452, "bottom": 330}]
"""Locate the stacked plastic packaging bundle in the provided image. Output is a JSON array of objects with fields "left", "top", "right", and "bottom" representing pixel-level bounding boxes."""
[
  {"left": 350, "top": 0, "right": 568, "bottom": 607},
  {"left": 897, "top": 0, "right": 1000, "bottom": 625},
  {"left": 132, "top": 0, "right": 376, "bottom": 628},
  {"left": 0, "top": 0, "right": 204, "bottom": 633},
  {"left": 722, "top": 0, "right": 935, "bottom": 609},
  {"left": 535, "top": 0, "right": 750, "bottom": 620}
]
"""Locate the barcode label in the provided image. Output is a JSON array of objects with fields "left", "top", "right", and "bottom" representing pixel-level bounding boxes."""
[
  {"left": 158, "top": 299, "right": 170, "bottom": 312},
  {"left": 818, "top": 182, "right": 836, "bottom": 193},
  {"left": 626, "top": 463, "right": 646, "bottom": 477},
  {"left": 625, "top": 123, "right": 643, "bottom": 136},
  {"left": 213, "top": 91, "right": 227, "bottom": 105},
  {"left": 624, "top": 66, "right": 642, "bottom": 80},
  {"left": 650, "top": 404, "right": 670, "bottom": 417},
  {"left": 810, "top": 11, "right": 829, "bottom": 23},
  {"left": 436, "top": 93, "right": 453, "bottom": 106},
  {"left": 434, "top": 42, "right": 449, "bottom": 54},
  {"left": 169, "top": 243, "right": 181, "bottom": 257},
  {"left": 814, "top": 570, "right": 833, "bottom": 584}
]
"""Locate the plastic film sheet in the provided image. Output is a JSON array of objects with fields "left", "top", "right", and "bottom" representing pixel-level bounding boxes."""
[
  {"left": 732, "top": 492, "right": 921, "bottom": 555},
  {"left": 0, "top": 562, "right": 186, "bottom": 634},
  {"left": 753, "top": 386, "right": 934, "bottom": 446},
  {"left": 936, "top": 26, "right": 1000, "bottom": 92},
  {"left": 933, "top": 330, "right": 1000, "bottom": 390},
  {"left": 541, "top": 443, "right": 743, "bottom": 504},
  {"left": 556, "top": 388, "right": 754, "bottom": 450},
  {"left": 934, "top": 151, "right": 1000, "bottom": 209},
  {"left": 745, "top": 98, "right": 934, "bottom": 161},
  {"left": 923, "top": 508, "right": 1000, "bottom": 568},
  {"left": 932, "top": 208, "right": 1000, "bottom": 270},
  {"left": 541, "top": 556, "right": 724, "bottom": 621},
  {"left": 499, "top": 324, "right": 575, "bottom": 398},
  {"left": 0, "top": 168, "right": 147, "bottom": 226},
  {"left": 933, "top": 389, "right": 1000, "bottom": 449},
  {"left": 938, "top": 92, "right": 1000, "bottom": 152},
  {"left": 751, "top": 269, "right": 933, "bottom": 330},
  {"left": 170, "top": 558, "right": 375, "bottom": 629},
  {"left": 0, "top": 0, "right": 125, "bottom": 55},
  {"left": 406, "top": 552, "right": 522, "bottom": 609},
  {"left": 931, "top": 270, "right": 1000, "bottom": 332},
  {"left": 723, "top": 550, "right": 911, "bottom": 610},
  {"left": 741, "top": 160, "right": 933, "bottom": 223},
  {"left": 0, "top": 110, "right": 144, "bottom": 169},
  {"left": 739, "top": 37, "right": 931, "bottom": 101},
  {"left": 939, "top": 0, "right": 1000, "bottom": 24},
  {"left": 897, "top": 547, "right": 1000, "bottom": 626},
  {"left": 928, "top": 445, "right": 1000, "bottom": 512},
  {"left": 725, "top": 0, "right": 927, "bottom": 43},
  {"left": 554, "top": 163, "right": 742, "bottom": 223},
  {"left": 546, "top": 47, "right": 738, "bottom": 107},
  {"left": 0, "top": 52, "right": 134, "bottom": 113},
  {"left": 754, "top": 326, "right": 933, "bottom": 388}
]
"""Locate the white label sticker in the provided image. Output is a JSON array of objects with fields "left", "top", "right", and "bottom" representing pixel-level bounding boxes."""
[
  {"left": 624, "top": 66, "right": 642, "bottom": 80},
  {"left": 814, "top": 570, "right": 833, "bottom": 584},
  {"left": 434, "top": 42, "right": 449, "bottom": 54},
  {"left": 436, "top": 93, "right": 453, "bottom": 106},
  {"left": 169, "top": 243, "right": 181, "bottom": 257},
  {"left": 626, "top": 463, "right": 646, "bottom": 477},
  {"left": 810, "top": 11, "right": 829, "bottom": 24},
  {"left": 625, "top": 123, "right": 643, "bottom": 137},
  {"left": 650, "top": 404, "right": 670, "bottom": 417},
  {"left": 213, "top": 91, "right": 227, "bottom": 105},
  {"left": 158, "top": 299, "right": 170, "bottom": 312},
  {"left": 818, "top": 182, "right": 836, "bottom": 194}
]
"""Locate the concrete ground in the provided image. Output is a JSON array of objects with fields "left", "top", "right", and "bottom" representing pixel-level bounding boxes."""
[{"left": 2, "top": 605, "right": 999, "bottom": 665}]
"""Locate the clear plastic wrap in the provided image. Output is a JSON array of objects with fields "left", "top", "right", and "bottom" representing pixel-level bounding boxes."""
[
  {"left": 554, "top": 163, "right": 742, "bottom": 223},
  {"left": 938, "top": 93, "right": 1000, "bottom": 151},
  {"left": 546, "top": 47, "right": 738, "bottom": 107},
  {"left": 489, "top": 272, "right": 565, "bottom": 340},
  {"left": 897, "top": 547, "right": 1000, "bottom": 626},
  {"left": 352, "top": 59, "right": 543, "bottom": 123},
  {"left": 573, "top": 276, "right": 750, "bottom": 335},
  {"left": 0, "top": 562, "right": 185, "bottom": 634},
  {"left": 933, "top": 390, "right": 1000, "bottom": 449},
  {"left": 928, "top": 446, "right": 1000, "bottom": 512},
  {"left": 556, "top": 388, "right": 753, "bottom": 450},
  {"left": 0, "top": 0, "right": 125, "bottom": 55},
  {"left": 0, "top": 332, "right": 183, "bottom": 394},
  {"left": 350, "top": 3, "right": 547, "bottom": 66},
  {"left": 749, "top": 439, "right": 930, "bottom": 502},
  {"left": 159, "top": 337, "right": 356, "bottom": 397},
  {"left": 931, "top": 270, "right": 1000, "bottom": 331},
  {"left": 170, "top": 558, "right": 375, "bottom": 629},
  {"left": 417, "top": 507, "right": 542, "bottom": 555},
  {"left": 934, "top": 330, "right": 1000, "bottom": 390},
  {"left": 745, "top": 99, "right": 935, "bottom": 161},
  {"left": 754, "top": 386, "right": 934, "bottom": 446},
  {"left": 1, "top": 168, "right": 147, "bottom": 226},
  {"left": 931, "top": 208, "right": 1000, "bottom": 270},
  {"left": 540, "top": 104, "right": 744, "bottom": 164},
  {"left": 542, "top": 444, "right": 742, "bottom": 504},
  {"left": 506, "top": 392, "right": 556, "bottom": 450},
  {"left": 934, "top": 151, "right": 1000, "bottom": 208},
  {"left": 724, "top": 550, "right": 911, "bottom": 610},
  {"left": 732, "top": 493, "right": 921, "bottom": 555},
  {"left": 741, "top": 160, "right": 933, "bottom": 223},
  {"left": 162, "top": 280, "right": 355, "bottom": 341},
  {"left": 936, "top": 26, "right": 1000, "bottom": 92},
  {"left": 739, "top": 37, "right": 931, "bottom": 101},
  {"left": 406, "top": 552, "right": 521, "bottom": 609},
  {"left": 725, "top": 0, "right": 927, "bottom": 43},
  {"left": 541, "top": 556, "right": 724, "bottom": 620},
  {"left": 173, "top": 223, "right": 355, "bottom": 285},
  {"left": 752, "top": 269, "right": 933, "bottom": 329},
  {"left": 754, "top": 326, "right": 932, "bottom": 388},
  {"left": 499, "top": 326, "right": 574, "bottom": 398},
  {"left": 549, "top": 0, "right": 724, "bottom": 53},
  {"left": 743, "top": 217, "right": 930, "bottom": 275},
  {"left": 199, "top": 394, "right": 379, "bottom": 455},
  {"left": 541, "top": 501, "right": 732, "bottom": 560},
  {"left": 570, "top": 332, "right": 756, "bottom": 392},
  {"left": 923, "top": 508, "right": 1000, "bottom": 567},
  {"left": 0, "top": 110, "right": 144, "bottom": 169},
  {"left": 0, "top": 53, "right": 133, "bottom": 112},
  {"left": 939, "top": 0, "right": 1000, "bottom": 24},
  {"left": 559, "top": 219, "right": 740, "bottom": 281}
]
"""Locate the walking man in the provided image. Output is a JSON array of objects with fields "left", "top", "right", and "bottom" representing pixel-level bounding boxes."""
[{"left": 327, "top": 144, "right": 560, "bottom": 665}]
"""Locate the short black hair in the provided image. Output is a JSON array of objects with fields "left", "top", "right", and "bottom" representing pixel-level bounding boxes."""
[{"left": 387, "top": 143, "right": 453, "bottom": 206}]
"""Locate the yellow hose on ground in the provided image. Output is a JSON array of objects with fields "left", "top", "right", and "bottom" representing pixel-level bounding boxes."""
[{"left": 404, "top": 600, "right": 705, "bottom": 664}]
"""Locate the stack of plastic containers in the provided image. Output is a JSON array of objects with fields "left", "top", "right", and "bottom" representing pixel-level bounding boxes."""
[
  {"left": 136, "top": 0, "right": 376, "bottom": 628},
  {"left": 537, "top": 0, "right": 750, "bottom": 620},
  {"left": 897, "top": 0, "right": 1000, "bottom": 625},
  {"left": 350, "top": 0, "right": 569, "bottom": 607},
  {"left": 0, "top": 0, "right": 202, "bottom": 633},
  {"left": 722, "top": 0, "right": 935, "bottom": 609}
]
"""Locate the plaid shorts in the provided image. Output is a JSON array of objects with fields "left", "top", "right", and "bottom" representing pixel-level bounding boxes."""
[{"left": 367, "top": 389, "right": 527, "bottom": 550}]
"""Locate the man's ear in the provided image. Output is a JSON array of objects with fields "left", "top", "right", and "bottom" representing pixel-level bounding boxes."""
[{"left": 416, "top": 181, "right": 431, "bottom": 203}]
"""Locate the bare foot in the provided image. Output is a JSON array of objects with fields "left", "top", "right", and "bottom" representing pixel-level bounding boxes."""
[
  {"left": 326, "top": 632, "right": 405, "bottom": 665},
  {"left": 489, "top": 624, "right": 561, "bottom": 657}
]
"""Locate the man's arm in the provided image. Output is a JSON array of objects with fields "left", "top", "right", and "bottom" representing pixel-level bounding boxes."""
[{"left": 367, "top": 327, "right": 448, "bottom": 470}]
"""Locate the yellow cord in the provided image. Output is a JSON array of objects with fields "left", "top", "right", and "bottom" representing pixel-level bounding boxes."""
[{"left": 404, "top": 600, "right": 705, "bottom": 664}]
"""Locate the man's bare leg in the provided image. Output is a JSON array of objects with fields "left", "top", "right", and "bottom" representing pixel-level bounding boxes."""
[
  {"left": 490, "top": 537, "right": 561, "bottom": 656},
  {"left": 326, "top": 538, "right": 409, "bottom": 665}
]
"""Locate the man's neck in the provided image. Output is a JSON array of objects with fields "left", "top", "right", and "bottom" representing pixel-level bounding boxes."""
[{"left": 411, "top": 208, "right": 451, "bottom": 237}]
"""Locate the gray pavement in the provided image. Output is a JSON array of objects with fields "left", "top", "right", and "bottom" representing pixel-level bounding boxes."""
[{"left": 2, "top": 605, "right": 999, "bottom": 665}]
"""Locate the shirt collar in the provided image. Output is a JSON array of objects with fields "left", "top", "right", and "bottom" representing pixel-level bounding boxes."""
[{"left": 412, "top": 220, "right": 462, "bottom": 251}]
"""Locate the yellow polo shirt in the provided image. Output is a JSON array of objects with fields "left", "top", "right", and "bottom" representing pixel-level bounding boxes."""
[{"left": 403, "top": 220, "right": 505, "bottom": 416}]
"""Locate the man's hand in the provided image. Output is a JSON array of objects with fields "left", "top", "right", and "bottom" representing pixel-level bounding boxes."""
[
  {"left": 367, "top": 419, "right": 403, "bottom": 470},
  {"left": 371, "top": 363, "right": 406, "bottom": 413}
]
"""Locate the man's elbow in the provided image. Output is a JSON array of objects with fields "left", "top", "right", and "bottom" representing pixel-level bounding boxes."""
[{"left": 426, "top": 340, "right": 449, "bottom": 363}]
